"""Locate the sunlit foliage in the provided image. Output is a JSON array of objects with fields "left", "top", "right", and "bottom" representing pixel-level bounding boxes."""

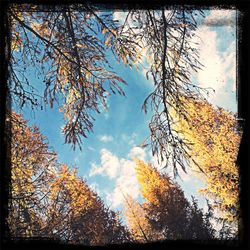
[
  {"left": 47, "top": 165, "right": 131, "bottom": 245},
  {"left": 8, "top": 111, "right": 58, "bottom": 237},
  {"left": 5, "top": 4, "right": 241, "bottom": 244},
  {"left": 7, "top": 111, "right": 131, "bottom": 245},
  {"left": 124, "top": 160, "right": 215, "bottom": 241},
  {"left": 123, "top": 194, "right": 156, "bottom": 243},
  {"left": 171, "top": 97, "right": 241, "bottom": 222},
  {"left": 8, "top": 4, "right": 138, "bottom": 150}
]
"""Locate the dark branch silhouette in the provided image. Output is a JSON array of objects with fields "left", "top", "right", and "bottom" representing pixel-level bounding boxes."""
[{"left": 8, "top": 4, "right": 214, "bottom": 174}]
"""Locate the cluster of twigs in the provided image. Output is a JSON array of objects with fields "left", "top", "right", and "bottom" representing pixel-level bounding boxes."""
[{"left": 7, "top": 4, "right": 213, "bottom": 174}]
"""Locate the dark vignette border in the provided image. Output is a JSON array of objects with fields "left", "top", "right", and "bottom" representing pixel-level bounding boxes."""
[{"left": 0, "top": 0, "right": 249, "bottom": 249}]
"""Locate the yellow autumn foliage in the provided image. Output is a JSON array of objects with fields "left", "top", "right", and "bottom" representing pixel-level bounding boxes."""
[
  {"left": 49, "top": 165, "right": 97, "bottom": 215},
  {"left": 7, "top": 111, "right": 131, "bottom": 244},
  {"left": 171, "top": 96, "right": 241, "bottom": 222},
  {"left": 123, "top": 195, "right": 155, "bottom": 243},
  {"left": 135, "top": 159, "right": 172, "bottom": 206},
  {"left": 8, "top": 111, "right": 58, "bottom": 237},
  {"left": 126, "top": 159, "right": 214, "bottom": 240}
]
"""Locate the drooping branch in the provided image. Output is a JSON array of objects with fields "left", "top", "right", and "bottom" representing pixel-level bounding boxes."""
[
  {"left": 123, "top": 8, "right": 209, "bottom": 175},
  {"left": 8, "top": 5, "right": 213, "bottom": 174},
  {"left": 9, "top": 5, "right": 129, "bottom": 150}
]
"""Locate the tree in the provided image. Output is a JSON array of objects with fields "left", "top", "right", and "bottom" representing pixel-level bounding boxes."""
[
  {"left": 123, "top": 194, "right": 157, "bottom": 243},
  {"left": 126, "top": 8, "right": 209, "bottom": 174},
  {"left": 124, "top": 160, "right": 215, "bottom": 241},
  {"left": 46, "top": 164, "right": 131, "bottom": 245},
  {"left": 170, "top": 97, "right": 241, "bottom": 223},
  {"left": 5, "top": 4, "right": 241, "bottom": 240},
  {"left": 7, "top": 4, "right": 138, "bottom": 150},
  {"left": 6, "top": 4, "right": 211, "bottom": 175},
  {"left": 7, "top": 111, "right": 58, "bottom": 238},
  {"left": 7, "top": 111, "right": 131, "bottom": 245}
]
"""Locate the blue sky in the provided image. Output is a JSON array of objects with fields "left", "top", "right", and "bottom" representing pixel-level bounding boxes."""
[{"left": 13, "top": 9, "right": 237, "bottom": 216}]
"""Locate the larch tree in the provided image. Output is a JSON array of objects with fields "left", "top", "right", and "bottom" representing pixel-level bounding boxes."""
[
  {"left": 5, "top": 4, "right": 213, "bottom": 176},
  {"left": 126, "top": 160, "right": 215, "bottom": 240},
  {"left": 123, "top": 194, "right": 158, "bottom": 243},
  {"left": 7, "top": 111, "right": 58, "bottom": 238},
  {"left": 7, "top": 4, "right": 139, "bottom": 150},
  {"left": 7, "top": 111, "right": 131, "bottom": 245},
  {"left": 124, "top": 8, "right": 211, "bottom": 174},
  {"left": 170, "top": 97, "right": 241, "bottom": 223},
  {"left": 4, "top": 3, "right": 241, "bottom": 242},
  {"left": 46, "top": 164, "right": 131, "bottom": 245}
]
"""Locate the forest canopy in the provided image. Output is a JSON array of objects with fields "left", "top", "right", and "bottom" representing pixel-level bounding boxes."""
[
  {"left": 3, "top": 3, "right": 242, "bottom": 246},
  {"left": 7, "top": 111, "right": 238, "bottom": 243}
]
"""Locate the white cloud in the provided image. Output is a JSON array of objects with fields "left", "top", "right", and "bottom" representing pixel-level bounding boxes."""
[
  {"left": 88, "top": 146, "right": 208, "bottom": 210},
  {"left": 194, "top": 10, "right": 236, "bottom": 108},
  {"left": 196, "top": 27, "right": 226, "bottom": 91},
  {"left": 106, "top": 159, "right": 140, "bottom": 208},
  {"left": 113, "top": 9, "right": 237, "bottom": 97},
  {"left": 113, "top": 10, "right": 140, "bottom": 34},
  {"left": 89, "top": 149, "right": 120, "bottom": 179},
  {"left": 89, "top": 147, "right": 148, "bottom": 208},
  {"left": 223, "top": 41, "right": 236, "bottom": 91},
  {"left": 128, "top": 146, "right": 146, "bottom": 160},
  {"left": 98, "top": 134, "right": 114, "bottom": 143},
  {"left": 177, "top": 167, "right": 191, "bottom": 182},
  {"left": 87, "top": 146, "right": 95, "bottom": 152}
]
